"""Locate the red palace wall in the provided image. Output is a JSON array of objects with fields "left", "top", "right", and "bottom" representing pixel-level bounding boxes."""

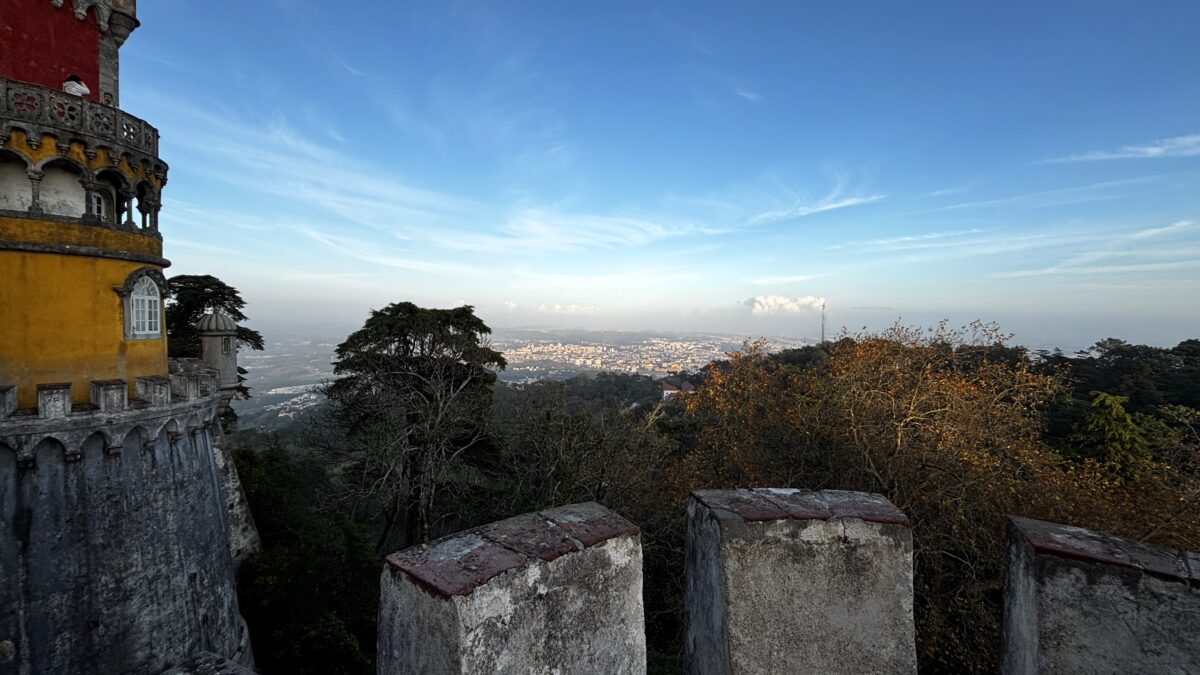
[{"left": 0, "top": 0, "right": 101, "bottom": 99}]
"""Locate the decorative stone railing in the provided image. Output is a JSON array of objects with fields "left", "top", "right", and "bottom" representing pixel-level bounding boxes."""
[{"left": 1, "top": 76, "right": 159, "bottom": 158}]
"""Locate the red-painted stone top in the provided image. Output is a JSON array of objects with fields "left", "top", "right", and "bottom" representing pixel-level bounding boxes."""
[
  {"left": 1011, "top": 516, "right": 1198, "bottom": 587},
  {"left": 692, "top": 488, "right": 911, "bottom": 527},
  {"left": 386, "top": 502, "right": 640, "bottom": 598}
]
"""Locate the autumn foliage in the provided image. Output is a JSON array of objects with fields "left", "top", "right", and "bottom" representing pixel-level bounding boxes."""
[{"left": 671, "top": 322, "right": 1200, "bottom": 672}]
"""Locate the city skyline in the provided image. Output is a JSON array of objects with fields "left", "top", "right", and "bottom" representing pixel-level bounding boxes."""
[{"left": 123, "top": 1, "right": 1199, "bottom": 347}]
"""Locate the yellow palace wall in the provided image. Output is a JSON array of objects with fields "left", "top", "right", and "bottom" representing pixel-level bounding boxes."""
[{"left": 0, "top": 216, "right": 168, "bottom": 408}]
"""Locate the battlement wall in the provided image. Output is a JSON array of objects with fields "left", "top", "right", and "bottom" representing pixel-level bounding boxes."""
[
  {"left": 0, "top": 361, "right": 255, "bottom": 673},
  {"left": 0, "top": 364, "right": 219, "bottom": 461}
]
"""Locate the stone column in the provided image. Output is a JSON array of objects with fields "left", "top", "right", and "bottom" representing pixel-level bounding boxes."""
[
  {"left": 378, "top": 502, "right": 646, "bottom": 674},
  {"left": 684, "top": 488, "right": 916, "bottom": 674},
  {"left": 1002, "top": 516, "right": 1200, "bottom": 674},
  {"left": 26, "top": 169, "right": 43, "bottom": 214},
  {"left": 80, "top": 178, "right": 99, "bottom": 221}
]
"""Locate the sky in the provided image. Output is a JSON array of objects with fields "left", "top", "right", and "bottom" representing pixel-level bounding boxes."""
[{"left": 120, "top": 1, "right": 1200, "bottom": 348}]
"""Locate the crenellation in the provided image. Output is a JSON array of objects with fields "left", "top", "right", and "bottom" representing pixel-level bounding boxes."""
[
  {"left": 1002, "top": 517, "right": 1200, "bottom": 674},
  {"left": 0, "top": 386, "right": 15, "bottom": 419},
  {"left": 685, "top": 488, "right": 917, "bottom": 674},
  {"left": 0, "top": 377, "right": 222, "bottom": 466},
  {"left": 136, "top": 374, "right": 171, "bottom": 407},
  {"left": 89, "top": 377, "right": 126, "bottom": 411},
  {"left": 36, "top": 381, "right": 72, "bottom": 418},
  {"left": 379, "top": 502, "right": 647, "bottom": 674}
]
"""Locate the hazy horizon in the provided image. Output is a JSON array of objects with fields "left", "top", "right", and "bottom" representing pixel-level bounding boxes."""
[{"left": 122, "top": 2, "right": 1198, "bottom": 346}]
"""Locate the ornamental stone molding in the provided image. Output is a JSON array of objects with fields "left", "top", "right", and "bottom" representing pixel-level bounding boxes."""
[
  {"left": 2, "top": 76, "right": 163, "bottom": 162},
  {"left": 48, "top": 0, "right": 138, "bottom": 41}
]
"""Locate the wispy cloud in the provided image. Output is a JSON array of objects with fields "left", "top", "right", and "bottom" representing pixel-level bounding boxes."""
[
  {"left": 933, "top": 176, "right": 1159, "bottom": 212},
  {"left": 537, "top": 303, "right": 600, "bottom": 315},
  {"left": 734, "top": 89, "right": 764, "bottom": 103},
  {"left": 751, "top": 274, "right": 819, "bottom": 285},
  {"left": 826, "top": 229, "right": 986, "bottom": 251},
  {"left": 993, "top": 260, "right": 1200, "bottom": 279},
  {"left": 745, "top": 195, "right": 884, "bottom": 226},
  {"left": 1130, "top": 219, "right": 1196, "bottom": 239},
  {"left": 989, "top": 220, "right": 1200, "bottom": 278},
  {"left": 1044, "top": 133, "right": 1200, "bottom": 163}
]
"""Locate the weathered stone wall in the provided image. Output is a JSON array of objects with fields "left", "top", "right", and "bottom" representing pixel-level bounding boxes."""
[
  {"left": 684, "top": 488, "right": 916, "bottom": 674},
  {"left": 378, "top": 502, "right": 646, "bottom": 674},
  {"left": 1001, "top": 516, "right": 1200, "bottom": 674},
  {"left": 0, "top": 424, "right": 251, "bottom": 673}
]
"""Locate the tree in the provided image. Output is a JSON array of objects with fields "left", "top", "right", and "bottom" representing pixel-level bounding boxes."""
[
  {"left": 319, "top": 302, "right": 506, "bottom": 553},
  {"left": 165, "top": 274, "right": 265, "bottom": 400},
  {"left": 1071, "top": 391, "right": 1149, "bottom": 470}
]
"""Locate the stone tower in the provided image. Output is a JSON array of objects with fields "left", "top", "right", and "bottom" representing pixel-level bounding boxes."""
[
  {"left": 198, "top": 312, "right": 241, "bottom": 405},
  {"left": 0, "top": 2, "right": 256, "bottom": 672}
]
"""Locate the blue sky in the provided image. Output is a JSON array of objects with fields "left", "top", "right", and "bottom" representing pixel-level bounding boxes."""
[{"left": 121, "top": 1, "right": 1199, "bottom": 347}]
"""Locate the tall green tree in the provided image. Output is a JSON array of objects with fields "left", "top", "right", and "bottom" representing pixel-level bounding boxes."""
[
  {"left": 1071, "top": 391, "right": 1150, "bottom": 470},
  {"left": 165, "top": 274, "right": 265, "bottom": 399},
  {"left": 319, "top": 302, "right": 505, "bottom": 552}
]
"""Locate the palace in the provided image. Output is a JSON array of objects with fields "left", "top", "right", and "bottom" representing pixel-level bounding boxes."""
[{"left": 0, "top": 2, "right": 257, "bottom": 672}]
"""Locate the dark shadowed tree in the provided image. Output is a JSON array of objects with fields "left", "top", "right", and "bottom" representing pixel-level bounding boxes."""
[{"left": 318, "top": 302, "right": 506, "bottom": 553}]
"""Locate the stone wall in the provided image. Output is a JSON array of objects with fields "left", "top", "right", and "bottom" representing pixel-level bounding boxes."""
[
  {"left": 0, "top": 374, "right": 253, "bottom": 673},
  {"left": 378, "top": 502, "right": 646, "bottom": 674},
  {"left": 1002, "top": 516, "right": 1200, "bottom": 674},
  {"left": 684, "top": 488, "right": 916, "bottom": 674}
]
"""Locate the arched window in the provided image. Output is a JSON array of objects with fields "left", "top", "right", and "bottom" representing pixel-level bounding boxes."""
[{"left": 131, "top": 276, "right": 161, "bottom": 336}]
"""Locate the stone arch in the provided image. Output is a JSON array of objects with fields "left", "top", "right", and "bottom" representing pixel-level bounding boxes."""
[
  {"left": 0, "top": 149, "right": 32, "bottom": 212},
  {"left": 31, "top": 435, "right": 68, "bottom": 464},
  {"left": 134, "top": 179, "right": 158, "bottom": 231},
  {"left": 122, "top": 426, "right": 147, "bottom": 453},
  {"left": 36, "top": 157, "right": 87, "bottom": 218},
  {"left": 160, "top": 418, "right": 180, "bottom": 444},
  {"left": 94, "top": 167, "right": 129, "bottom": 225},
  {"left": 80, "top": 431, "right": 107, "bottom": 459}
]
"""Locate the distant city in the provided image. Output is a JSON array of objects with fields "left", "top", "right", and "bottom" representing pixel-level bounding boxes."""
[{"left": 233, "top": 328, "right": 812, "bottom": 430}]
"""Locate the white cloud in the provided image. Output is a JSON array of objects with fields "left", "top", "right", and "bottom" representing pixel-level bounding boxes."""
[
  {"left": 1045, "top": 133, "right": 1200, "bottom": 162},
  {"left": 504, "top": 301, "right": 518, "bottom": 310},
  {"left": 743, "top": 295, "right": 825, "bottom": 315}
]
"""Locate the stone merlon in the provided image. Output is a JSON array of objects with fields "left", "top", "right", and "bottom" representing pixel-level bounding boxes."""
[
  {"left": 1002, "top": 516, "right": 1200, "bottom": 674},
  {"left": 685, "top": 488, "right": 916, "bottom": 674},
  {"left": 378, "top": 502, "right": 646, "bottom": 674}
]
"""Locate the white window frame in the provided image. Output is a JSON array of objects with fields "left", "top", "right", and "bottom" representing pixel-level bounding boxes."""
[{"left": 130, "top": 276, "right": 161, "bottom": 337}]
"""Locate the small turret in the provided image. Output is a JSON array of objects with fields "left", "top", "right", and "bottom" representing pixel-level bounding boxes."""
[{"left": 197, "top": 312, "right": 239, "bottom": 405}]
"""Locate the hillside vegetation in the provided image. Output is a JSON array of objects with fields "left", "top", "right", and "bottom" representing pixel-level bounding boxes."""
[{"left": 232, "top": 311, "right": 1200, "bottom": 674}]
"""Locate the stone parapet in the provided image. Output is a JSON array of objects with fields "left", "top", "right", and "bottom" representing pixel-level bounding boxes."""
[
  {"left": 684, "top": 488, "right": 916, "bottom": 674},
  {"left": 1002, "top": 516, "right": 1200, "bottom": 674},
  {"left": 378, "top": 502, "right": 646, "bottom": 674},
  {"left": 2, "top": 75, "right": 159, "bottom": 156},
  {"left": 0, "top": 363, "right": 220, "bottom": 465}
]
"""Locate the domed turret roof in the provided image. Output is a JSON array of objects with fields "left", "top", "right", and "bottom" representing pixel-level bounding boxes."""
[{"left": 197, "top": 312, "right": 237, "bottom": 332}]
